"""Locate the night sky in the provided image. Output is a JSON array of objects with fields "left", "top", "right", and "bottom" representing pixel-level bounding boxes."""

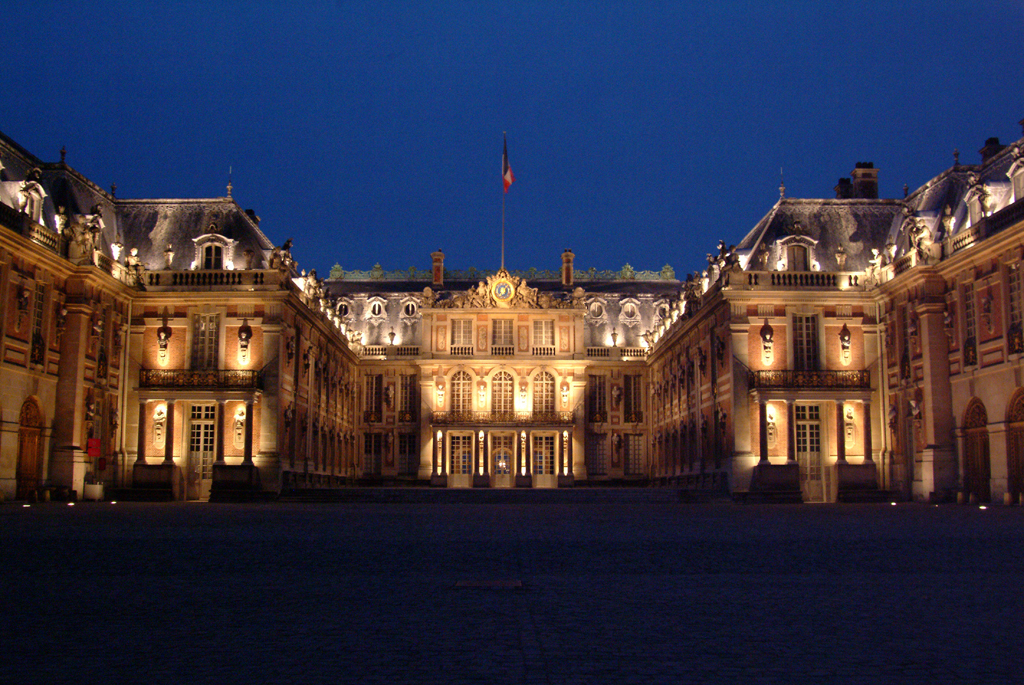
[{"left": 3, "top": 1, "right": 1021, "bottom": 279}]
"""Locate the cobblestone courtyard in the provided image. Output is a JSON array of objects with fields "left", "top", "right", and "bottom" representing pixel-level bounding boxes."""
[{"left": 3, "top": 498, "right": 1023, "bottom": 684}]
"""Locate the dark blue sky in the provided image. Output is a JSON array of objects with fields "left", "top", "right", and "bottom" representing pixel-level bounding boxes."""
[{"left": 3, "top": 2, "right": 1021, "bottom": 278}]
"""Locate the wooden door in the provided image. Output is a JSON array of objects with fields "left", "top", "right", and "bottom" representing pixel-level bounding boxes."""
[{"left": 17, "top": 399, "right": 43, "bottom": 500}]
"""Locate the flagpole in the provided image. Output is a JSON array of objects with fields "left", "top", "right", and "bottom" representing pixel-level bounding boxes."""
[{"left": 501, "top": 131, "right": 506, "bottom": 271}]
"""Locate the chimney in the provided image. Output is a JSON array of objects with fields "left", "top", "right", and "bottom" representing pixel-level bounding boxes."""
[
  {"left": 561, "top": 248, "right": 575, "bottom": 287},
  {"left": 834, "top": 178, "right": 853, "bottom": 199},
  {"left": 851, "top": 162, "right": 878, "bottom": 199},
  {"left": 244, "top": 209, "right": 260, "bottom": 225},
  {"left": 431, "top": 249, "right": 445, "bottom": 287},
  {"left": 979, "top": 137, "right": 1005, "bottom": 165}
]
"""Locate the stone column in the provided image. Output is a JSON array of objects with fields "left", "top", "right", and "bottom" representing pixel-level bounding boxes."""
[
  {"left": 916, "top": 291, "right": 956, "bottom": 498},
  {"left": 243, "top": 398, "right": 255, "bottom": 465},
  {"left": 526, "top": 431, "right": 533, "bottom": 475},
  {"left": 136, "top": 400, "right": 148, "bottom": 465},
  {"left": 836, "top": 400, "right": 847, "bottom": 463},
  {"left": 566, "top": 431, "right": 574, "bottom": 477},
  {"left": 50, "top": 303, "right": 93, "bottom": 494},
  {"left": 787, "top": 401, "right": 796, "bottom": 464},
  {"left": 163, "top": 399, "right": 176, "bottom": 464},
  {"left": 758, "top": 399, "right": 769, "bottom": 464},
  {"left": 863, "top": 400, "right": 873, "bottom": 462},
  {"left": 481, "top": 432, "right": 488, "bottom": 476},
  {"left": 215, "top": 400, "right": 226, "bottom": 464}
]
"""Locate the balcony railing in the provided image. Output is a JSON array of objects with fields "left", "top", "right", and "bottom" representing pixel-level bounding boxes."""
[
  {"left": 144, "top": 269, "right": 279, "bottom": 290},
  {"left": 748, "top": 369, "right": 870, "bottom": 390},
  {"left": 140, "top": 369, "right": 262, "bottom": 390},
  {"left": 742, "top": 271, "right": 862, "bottom": 290},
  {"left": 431, "top": 410, "right": 574, "bottom": 426}
]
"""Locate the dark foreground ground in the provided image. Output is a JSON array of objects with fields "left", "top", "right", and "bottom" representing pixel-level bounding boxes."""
[{"left": 2, "top": 495, "right": 1022, "bottom": 684}]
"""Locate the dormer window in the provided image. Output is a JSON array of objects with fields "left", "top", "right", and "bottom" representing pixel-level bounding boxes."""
[
  {"left": 192, "top": 231, "right": 237, "bottom": 270},
  {"left": 365, "top": 297, "right": 387, "bottom": 322},
  {"left": 16, "top": 169, "right": 46, "bottom": 224},
  {"left": 203, "top": 244, "right": 223, "bottom": 270},
  {"left": 787, "top": 244, "right": 808, "bottom": 271},
  {"left": 1007, "top": 147, "right": 1024, "bottom": 202},
  {"left": 777, "top": 235, "right": 818, "bottom": 272}
]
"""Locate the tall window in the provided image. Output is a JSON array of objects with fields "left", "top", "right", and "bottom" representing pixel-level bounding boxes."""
[
  {"left": 533, "top": 434, "right": 555, "bottom": 475},
  {"left": 399, "top": 374, "right": 417, "bottom": 420},
  {"left": 533, "top": 320, "right": 554, "bottom": 347},
  {"left": 188, "top": 405, "right": 217, "bottom": 487},
  {"left": 623, "top": 374, "right": 642, "bottom": 421},
  {"left": 364, "top": 374, "right": 383, "bottom": 419},
  {"left": 586, "top": 433, "right": 608, "bottom": 475},
  {"left": 398, "top": 433, "right": 418, "bottom": 475},
  {"left": 963, "top": 283, "right": 977, "bottom": 353},
  {"left": 793, "top": 315, "right": 819, "bottom": 371},
  {"left": 31, "top": 283, "right": 46, "bottom": 364},
  {"left": 623, "top": 434, "right": 644, "bottom": 475},
  {"left": 451, "top": 320, "right": 473, "bottom": 348},
  {"left": 191, "top": 313, "right": 219, "bottom": 369},
  {"left": 203, "top": 244, "right": 223, "bottom": 270},
  {"left": 588, "top": 375, "right": 607, "bottom": 421},
  {"left": 533, "top": 372, "right": 555, "bottom": 414},
  {"left": 492, "top": 371, "right": 514, "bottom": 414},
  {"left": 492, "top": 319, "right": 513, "bottom": 347},
  {"left": 451, "top": 371, "right": 472, "bottom": 412},
  {"left": 451, "top": 434, "right": 472, "bottom": 475},
  {"left": 1009, "top": 265, "right": 1022, "bottom": 335},
  {"left": 364, "top": 433, "right": 382, "bottom": 475},
  {"left": 795, "top": 405, "right": 823, "bottom": 501}
]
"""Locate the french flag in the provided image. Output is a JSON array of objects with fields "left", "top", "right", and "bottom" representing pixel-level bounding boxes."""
[{"left": 503, "top": 135, "right": 515, "bottom": 193}]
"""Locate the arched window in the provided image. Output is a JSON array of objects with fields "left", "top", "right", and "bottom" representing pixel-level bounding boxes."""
[
  {"left": 964, "top": 399, "right": 991, "bottom": 502},
  {"left": 203, "top": 244, "right": 223, "bottom": 270},
  {"left": 533, "top": 372, "right": 555, "bottom": 415},
  {"left": 451, "top": 371, "right": 472, "bottom": 413},
  {"left": 492, "top": 371, "right": 514, "bottom": 415},
  {"left": 787, "top": 244, "right": 808, "bottom": 271}
]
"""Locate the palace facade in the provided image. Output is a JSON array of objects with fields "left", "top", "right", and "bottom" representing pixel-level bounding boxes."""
[{"left": 2, "top": 121, "right": 1023, "bottom": 503}]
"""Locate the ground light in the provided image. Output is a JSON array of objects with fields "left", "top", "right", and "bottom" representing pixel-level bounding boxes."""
[
  {"left": 979, "top": 506, "right": 988, "bottom": 510},
  {"left": 22, "top": 504, "right": 30, "bottom": 508},
  {"left": 67, "top": 502, "right": 74, "bottom": 507}
]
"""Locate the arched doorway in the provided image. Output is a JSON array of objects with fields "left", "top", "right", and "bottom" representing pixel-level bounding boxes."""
[
  {"left": 1006, "top": 390, "right": 1024, "bottom": 504},
  {"left": 17, "top": 398, "right": 44, "bottom": 501},
  {"left": 963, "top": 399, "right": 990, "bottom": 503}
]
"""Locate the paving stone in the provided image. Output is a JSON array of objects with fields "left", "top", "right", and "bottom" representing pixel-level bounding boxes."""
[{"left": 1, "top": 501, "right": 1022, "bottom": 683}]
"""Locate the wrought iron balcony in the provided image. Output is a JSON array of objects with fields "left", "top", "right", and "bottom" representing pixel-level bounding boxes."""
[
  {"left": 748, "top": 369, "right": 870, "bottom": 390},
  {"left": 431, "top": 410, "right": 574, "bottom": 426},
  {"left": 140, "top": 368, "right": 262, "bottom": 390}
]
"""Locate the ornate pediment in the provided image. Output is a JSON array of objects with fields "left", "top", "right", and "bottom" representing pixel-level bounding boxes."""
[{"left": 423, "top": 269, "right": 585, "bottom": 310}]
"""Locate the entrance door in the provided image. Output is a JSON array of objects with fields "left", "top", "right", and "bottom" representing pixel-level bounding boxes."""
[
  {"left": 492, "top": 434, "right": 514, "bottom": 488},
  {"left": 187, "top": 405, "right": 216, "bottom": 500},
  {"left": 796, "top": 405, "right": 824, "bottom": 502},
  {"left": 450, "top": 434, "right": 472, "bottom": 487},
  {"left": 17, "top": 398, "right": 43, "bottom": 500},
  {"left": 964, "top": 400, "right": 990, "bottom": 503}
]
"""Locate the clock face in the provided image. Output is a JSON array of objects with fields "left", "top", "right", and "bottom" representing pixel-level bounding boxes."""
[{"left": 493, "top": 280, "right": 514, "bottom": 303}]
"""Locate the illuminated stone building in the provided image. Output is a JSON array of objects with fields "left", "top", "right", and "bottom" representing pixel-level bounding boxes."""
[{"left": 2, "top": 120, "right": 1024, "bottom": 502}]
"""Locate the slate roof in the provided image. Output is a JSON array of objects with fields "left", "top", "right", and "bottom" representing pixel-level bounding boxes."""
[{"left": 736, "top": 198, "right": 904, "bottom": 272}]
